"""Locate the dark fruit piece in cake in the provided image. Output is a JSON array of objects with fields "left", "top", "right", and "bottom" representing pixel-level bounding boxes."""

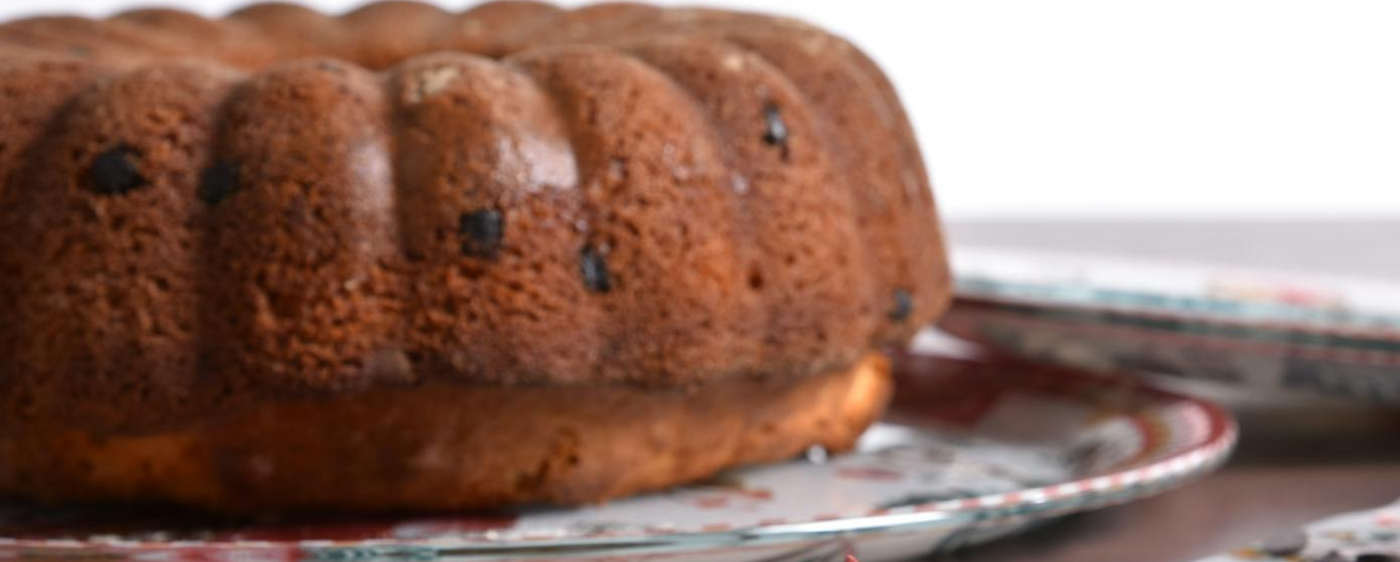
[
  {"left": 761, "top": 102, "right": 789, "bottom": 158},
  {"left": 890, "top": 288, "right": 913, "bottom": 321},
  {"left": 580, "top": 245, "right": 612, "bottom": 293},
  {"left": 197, "top": 162, "right": 241, "bottom": 205},
  {"left": 89, "top": 146, "right": 146, "bottom": 196},
  {"left": 458, "top": 208, "right": 504, "bottom": 258}
]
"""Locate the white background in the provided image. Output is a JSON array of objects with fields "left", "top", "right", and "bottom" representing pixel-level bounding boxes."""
[{"left": 3, "top": 0, "right": 1398, "bottom": 221}]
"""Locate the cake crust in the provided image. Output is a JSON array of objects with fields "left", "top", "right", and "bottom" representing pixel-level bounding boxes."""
[
  {"left": 0, "top": 353, "right": 892, "bottom": 512},
  {"left": 0, "top": 1, "right": 948, "bottom": 511},
  {"left": 0, "top": 1, "right": 951, "bottom": 434}
]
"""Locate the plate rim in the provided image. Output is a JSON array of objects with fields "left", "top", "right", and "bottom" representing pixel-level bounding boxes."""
[
  {"left": 952, "top": 246, "right": 1400, "bottom": 344},
  {"left": 0, "top": 356, "right": 1238, "bottom": 559},
  {"left": 947, "top": 297, "right": 1400, "bottom": 367},
  {"left": 953, "top": 292, "right": 1400, "bottom": 350}
]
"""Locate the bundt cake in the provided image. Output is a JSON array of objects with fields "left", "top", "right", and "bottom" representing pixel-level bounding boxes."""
[{"left": 0, "top": 1, "right": 950, "bottom": 512}]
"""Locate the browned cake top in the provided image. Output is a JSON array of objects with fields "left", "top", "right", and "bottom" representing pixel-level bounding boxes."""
[{"left": 0, "top": 1, "right": 950, "bottom": 432}]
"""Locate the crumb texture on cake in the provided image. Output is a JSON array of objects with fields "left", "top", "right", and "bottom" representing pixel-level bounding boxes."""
[
  {"left": 0, "top": 352, "right": 893, "bottom": 512},
  {"left": 0, "top": 1, "right": 950, "bottom": 432}
]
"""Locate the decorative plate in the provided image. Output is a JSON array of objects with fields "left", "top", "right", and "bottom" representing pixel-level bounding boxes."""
[
  {"left": 944, "top": 246, "right": 1400, "bottom": 403},
  {"left": 1197, "top": 497, "right": 1400, "bottom": 562},
  {"left": 0, "top": 353, "right": 1235, "bottom": 562}
]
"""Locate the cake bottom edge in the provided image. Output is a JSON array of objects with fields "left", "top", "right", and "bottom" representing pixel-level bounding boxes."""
[{"left": 0, "top": 352, "right": 893, "bottom": 513}]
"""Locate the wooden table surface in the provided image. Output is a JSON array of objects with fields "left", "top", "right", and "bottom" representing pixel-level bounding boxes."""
[{"left": 925, "top": 220, "right": 1400, "bottom": 562}]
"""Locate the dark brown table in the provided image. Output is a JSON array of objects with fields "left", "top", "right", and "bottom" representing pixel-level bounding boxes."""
[{"left": 927, "top": 220, "right": 1400, "bottom": 562}]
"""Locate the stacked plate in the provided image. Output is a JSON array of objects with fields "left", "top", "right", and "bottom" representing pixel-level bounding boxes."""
[{"left": 944, "top": 246, "right": 1400, "bottom": 403}]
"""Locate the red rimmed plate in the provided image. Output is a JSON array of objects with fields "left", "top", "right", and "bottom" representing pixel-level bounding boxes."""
[{"left": 0, "top": 352, "right": 1235, "bottom": 562}]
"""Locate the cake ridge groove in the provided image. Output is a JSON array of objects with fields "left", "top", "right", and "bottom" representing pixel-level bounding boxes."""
[
  {"left": 616, "top": 32, "right": 877, "bottom": 378},
  {"left": 509, "top": 43, "right": 757, "bottom": 384},
  {"left": 713, "top": 26, "right": 931, "bottom": 338},
  {"left": 0, "top": 0, "right": 949, "bottom": 430}
]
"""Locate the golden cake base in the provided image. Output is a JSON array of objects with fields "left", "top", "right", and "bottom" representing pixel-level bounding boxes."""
[{"left": 0, "top": 353, "right": 892, "bottom": 512}]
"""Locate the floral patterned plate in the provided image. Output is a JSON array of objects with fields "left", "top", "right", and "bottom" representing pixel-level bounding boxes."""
[
  {"left": 1197, "top": 497, "right": 1400, "bottom": 562},
  {"left": 0, "top": 353, "right": 1235, "bottom": 562},
  {"left": 944, "top": 246, "right": 1400, "bottom": 403}
]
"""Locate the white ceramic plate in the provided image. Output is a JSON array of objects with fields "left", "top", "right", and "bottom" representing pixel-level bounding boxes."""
[
  {"left": 0, "top": 353, "right": 1235, "bottom": 562},
  {"left": 944, "top": 246, "right": 1400, "bottom": 403},
  {"left": 1196, "top": 497, "right": 1400, "bottom": 561}
]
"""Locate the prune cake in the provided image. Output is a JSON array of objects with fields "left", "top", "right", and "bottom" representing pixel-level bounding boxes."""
[{"left": 0, "top": 1, "right": 950, "bottom": 511}]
